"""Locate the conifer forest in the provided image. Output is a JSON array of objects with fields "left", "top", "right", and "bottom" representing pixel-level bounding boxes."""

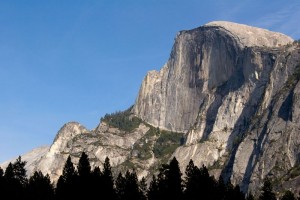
[{"left": 0, "top": 152, "right": 298, "bottom": 200}]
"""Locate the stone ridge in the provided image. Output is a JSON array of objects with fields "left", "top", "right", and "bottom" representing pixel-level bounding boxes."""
[
  {"left": 2, "top": 21, "right": 300, "bottom": 196},
  {"left": 205, "top": 21, "right": 294, "bottom": 47},
  {"left": 0, "top": 146, "right": 49, "bottom": 177}
]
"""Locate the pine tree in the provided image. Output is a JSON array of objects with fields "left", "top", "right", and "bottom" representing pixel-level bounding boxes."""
[
  {"left": 201, "top": 164, "right": 218, "bottom": 200},
  {"left": 12, "top": 156, "right": 27, "bottom": 186},
  {"left": 116, "top": 170, "right": 145, "bottom": 200},
  {"left": 0, "top": 167, "right": 3, "bottom": 181},
  {"left": 55, "top": 155, "right": 78, "bottom": 200},
  {"left": 77, "top": 152, "right": 91, "bottom": 177},
  {"left": 183, "top": 160, "right": 218, "bottom": 200},
  {"left": 281, "top": 190, "right": 296, "bottom": 200},
  {"left": 27, "top": 171, "right": 54, "bottom": 200},
  {"left": 224, "top": 180, "right": 234, "bottom": 200},
  {"left": 259, "top": 178, "right": 276, "bottom": 200},
  {"left": 0, "top": 167, "right": 3, "bottom": 177},
  {"left": 225, "top": 183, "right": 245, "bottom": 200},
  {"left": 77, "top": 152, "right": 93, "bottom": 199},
  {"left": 123, "top": 170, "right": 141, "bottom": 200},
  {"left": 139, "top": 177, "right": 147, "bottom": 200},
  {"left": 102, "top": 157, "right": 117, "bottom": 200},
  {"left": 157, "top": 157, "right": 183, "bottom": 200},
  {"left": 217, "top": 175, "right": 227, "bottom": 200},
  {"left": 184, "top": 159, "right": 200, "bottom": 200},
  {"left": 233, "top": 185, "right": 246, "bottom": 200},
  {"left": 169, "top": 157, "right": 183, "bottom": 199},
  {"left": 59, "top": 155, "right": 77, "bottom": 183},
  {"left": 3, "top": 163, "right": 14, "bottom": 199},
  {"left": 92, "top": 166, "right": 102, "bottom": 178},
  {"left": 148, "top": 175, "right": 159, "bottom": 200},
  {"left": 116, "top": 172, "right": 126, "bottom": 200},
  {"left": 4, "top": 157, "right": 28, "bottom": 199},
  {"left": 246, "top": 192, "right": 255, "bottom": 200},
  {"left": 4, "top": 162, "right": 14, "bottom": 179},
  {"left": 184, "top": 162, "right": 218, "bottom": 200},
  {"left": 0, "top": 167, "right": 4, "bottom": 198},
  {"left": 90, "top": 166, "right": 103, "bottom": 197}
]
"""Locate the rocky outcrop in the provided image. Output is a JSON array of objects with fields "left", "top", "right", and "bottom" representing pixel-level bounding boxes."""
[
  {"left": 34, "top": 121, "right": 150, "bottom": 182},
  {"left": 2, "top": 115, "right": 183, "bottom": 184},
  {"left": 205, "top": 21, "right": 293, "bottom": 48},
  {"left": 133, "top": 21, "right": 293, "bottom": 133},
  {"left": 134, "top": 21, "right": 299, "bottom": 194},
  {"left": 2, "top": 21, "right": 299, "bottom": 196},
  {"left": 0, "top": 146, "right": 49, "bottom": 177},
  {"left": 229, "top": 45, "right": 300, "bottom": 193}
]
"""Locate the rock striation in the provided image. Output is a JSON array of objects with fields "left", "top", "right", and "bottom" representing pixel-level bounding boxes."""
[
  {"left": 2, "top": 21, "right": 300, "bottom": 195},
  {"left": 133, "top": 21, "right": 293, "bottom": 133},
  {"left": 133, "top": 21, "right": 299, "bottom": 194},
  {"left": 35, "top": 121, "right": 151, "bottom": 182}
]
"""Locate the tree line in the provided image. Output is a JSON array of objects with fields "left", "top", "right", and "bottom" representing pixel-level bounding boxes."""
[{"left": 0, "top": 153, "right": 298, "bottom": 200}]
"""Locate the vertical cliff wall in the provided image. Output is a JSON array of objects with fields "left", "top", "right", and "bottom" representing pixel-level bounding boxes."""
[
  {"left": 133, "top": 21, "right": 293, "bottom": 134},
  {"left": 133, "top": 21, "right": 298, "bottom": 194},
  {"left": 133, "top": 24, "right": 243, "bottom": 132},
  {"left": 3, "top": 21, "right": 299, "bottom": 196}
]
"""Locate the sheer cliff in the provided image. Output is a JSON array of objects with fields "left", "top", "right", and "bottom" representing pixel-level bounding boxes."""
[
  {"left": 133, "top": 21, "right": 299, "bottom": 194},
  {"left": 3, "top": 21, "right": 300, "bottom": 195}
]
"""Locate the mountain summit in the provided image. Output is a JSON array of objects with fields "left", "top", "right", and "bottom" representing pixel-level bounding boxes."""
[
  {"left": 2, "top": 21, "right": 299, "bottom": 196},
  {"left": 205, "top": 21, "right": 293, "bottom": 47},
  {"left": 133, "top": 20, "right": 293, "bottom": 132}
]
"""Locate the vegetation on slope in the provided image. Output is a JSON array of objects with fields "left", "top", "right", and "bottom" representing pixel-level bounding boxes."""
[
  {"left": 101, "top": 106, "right": 142, "bottom": 132},
  {"left": 133, "top": 125, "right": 184, "bottom": 160},
  {"left": 130, "top": 126, "right": 158, "bottom": 161},
  {"left": 152, "top": 127, "right": 185, "bottom": 160},
  {"left": 119, "top": 124, "right": 185, "bottom": 178}
]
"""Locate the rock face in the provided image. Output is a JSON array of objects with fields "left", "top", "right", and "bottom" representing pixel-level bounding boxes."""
[
  {"left": 35, "top": 121, "right": 151, "bottom": 182},
  {"left": 2, "top": 21, "right": 300, "bottom": 195},
  {"left": 2, "top": 115, "right": 183, "bottom": 185},
  {"left": 133, "top": 21, "right": 293, "bottom": 133},
  {"left": 133, "top": 21, "right": 299, "bottom": 194},
  {"left": 0, "top": 146, "right": 49, "bottom": 177},
  {"left": 230, "top": 46, "right": 300, "bottom": 193},
  {"left": 205, "top": 21, "right": 293, "bottom": 48}
]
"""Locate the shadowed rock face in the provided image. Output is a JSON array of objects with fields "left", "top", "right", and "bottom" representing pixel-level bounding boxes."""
[
  {"left": 3, "top": 21, "right": 299, "bottom": 195},
  {"left": 133, "top": 25, "right": 243, "bottom": 132},
  {"left": 230, "top": 48, "right": 300, "bottom": 194},
  {"left": 133, "top": 21, "right": 293, "bottom": 134},
  {"left": 133, "top": 21, "right": 300, "bottom": 194}
]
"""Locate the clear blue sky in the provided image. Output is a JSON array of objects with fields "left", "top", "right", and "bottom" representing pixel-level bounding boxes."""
[{"left": 0, "top": 0, "right": 299, "bottom": 163}]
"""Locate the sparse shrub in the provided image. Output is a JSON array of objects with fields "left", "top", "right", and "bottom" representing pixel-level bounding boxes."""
[{"left": 153, "top": 130, "right": 184, "bottom": 158}]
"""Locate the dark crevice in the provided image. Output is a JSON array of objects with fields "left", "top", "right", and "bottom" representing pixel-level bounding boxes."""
[
  {"left": 202, "top": 63, "right": 245, "bottom": 140},
  {"left": 278, "top": 88, "right": 294, "bottom": 121},
  {"left": 220, "top": 50, "right": 276, "bottom": 188}
]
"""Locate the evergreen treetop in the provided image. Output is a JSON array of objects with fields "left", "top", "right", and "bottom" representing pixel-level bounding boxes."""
[
  {"left": 281, "top": 190, "right": 296, "bottom": 200},
  {"left": 259, "top": 178, "right": 276, "bottom": 200},
  {"left": 78, "top": 152, "right": 91, "bottom": 177}
]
